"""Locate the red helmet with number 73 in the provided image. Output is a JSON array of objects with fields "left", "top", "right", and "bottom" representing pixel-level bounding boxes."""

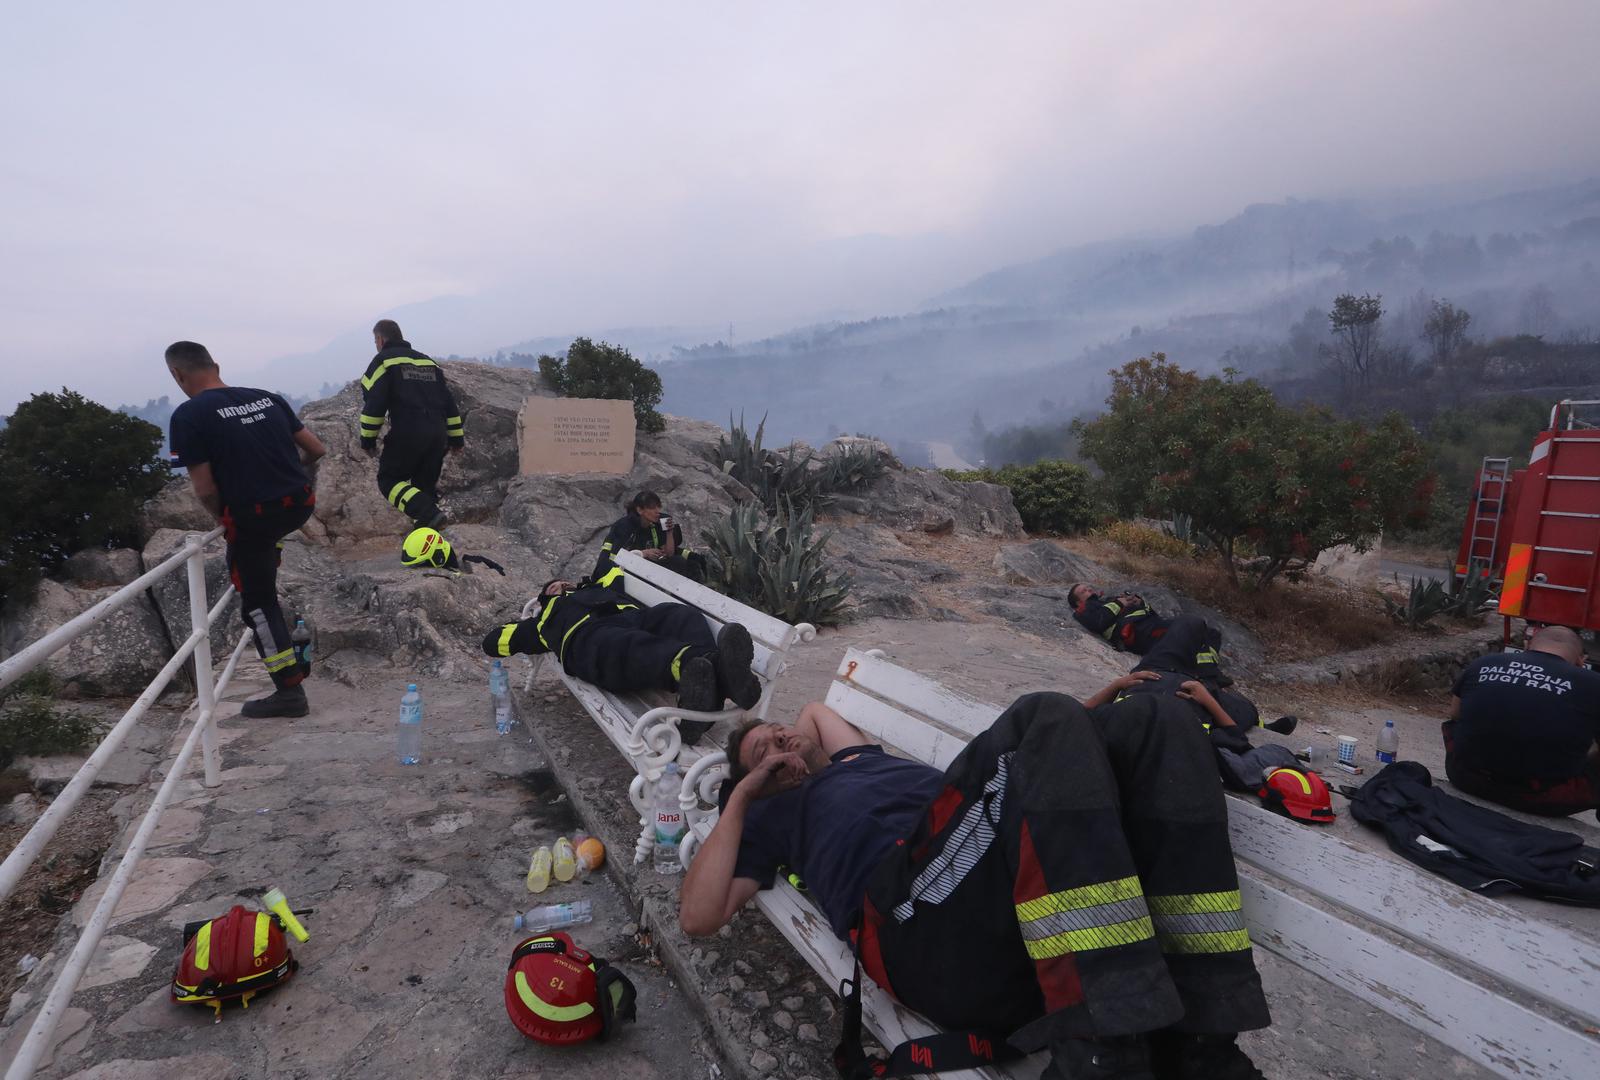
[
  {"left": 504, "top": 932, "right": 638, "bottom": 1045},
  {"left": 1259, "top": 767, "right": 1336, "bottom": 824}
]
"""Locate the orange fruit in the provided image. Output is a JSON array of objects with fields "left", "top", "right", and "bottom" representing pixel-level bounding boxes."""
[{"left": 576, "top": 837, "right": 606, "bottom": 871}]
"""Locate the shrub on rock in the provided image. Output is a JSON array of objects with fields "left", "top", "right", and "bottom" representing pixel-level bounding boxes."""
[{"left": 538, "top": 338, "right": 665, "bottom": 433}]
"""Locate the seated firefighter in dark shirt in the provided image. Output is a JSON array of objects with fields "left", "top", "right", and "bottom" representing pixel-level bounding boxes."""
[
  {"left": 594, "top": 490, "right": 706, "bottom": 583},
  {"left": 680, "top": 686, "right": 1272, "bottom": 1080},
  {"left": 1445, "top": 626, "right": 1600, "bottom": 818},
  {"left": 482, "top": 569, "right": 761, "bottom": 743}
]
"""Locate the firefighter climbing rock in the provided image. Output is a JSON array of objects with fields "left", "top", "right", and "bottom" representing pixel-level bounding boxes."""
[{"left": 358, "top": 319, "right": 465, "bottom": 529}]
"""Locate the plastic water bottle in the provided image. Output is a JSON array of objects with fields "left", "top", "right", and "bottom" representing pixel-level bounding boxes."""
[
  {"left": 513, "top": 900, "right": 593, "bottom": 934},
  {"left": 1376, "top": 718, "right": 1399, "bottom": 764},
  {"left": 653, "top": 763, "right": 687, "bottom": 875},
  {"left": 397, "top": 684, "right": 422, "bottom": 765},
  {"left": 291, "top": 618, "right": 314, "bottom": 672},
  {"left": 525, "top": 846, "right": 552, "bottom": 893},
  {"left": 552, "top": 836, "right": 577, "bottom": 883},
  {"left": 489, "top": 660, "right": 512, "bottom": 735}
]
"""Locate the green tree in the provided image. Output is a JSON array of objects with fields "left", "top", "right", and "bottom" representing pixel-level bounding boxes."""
[
  {"left": 1075, "top": 355, "right": 1430, "bottom": 589},
  {"left": 1423, "top": 299, "right": 1472, "bottom": 372},
  {"left": 1326, "top": 292, "right": 1384, "bottom": 386},
  {"left": 0, "top": 390, "right": 169, "bottom": 603},
  {"left": 538, "top": 337, "right": 665, "bottom": 433}
]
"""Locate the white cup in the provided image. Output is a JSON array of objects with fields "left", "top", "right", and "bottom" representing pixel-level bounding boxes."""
[{"left": 1337, "top": 736, "right": 1358, "bottom": 765}]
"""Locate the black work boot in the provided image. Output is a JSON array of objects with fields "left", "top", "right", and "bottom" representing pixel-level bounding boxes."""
[
  {"left": 677, "top": 719, "right": 715, "bottom": 745},
  {"left": 1149, "top": 1031, "right": 1265, "bottom": 1080},
  {"left": 713, "top": 624, "right": 762, "bottom": 710},
  {"left": 676, "top": 656, "right": 720, "bottom": 714},
  {"left": 1044, "top": 1035, "right": 1155, "bottom": 1079},
  {"left": 241, "top": 685, "right": 309, "bottom": 719},
  {"left": 1263, "top": 715, "right": 1298, "bottom": 735}
]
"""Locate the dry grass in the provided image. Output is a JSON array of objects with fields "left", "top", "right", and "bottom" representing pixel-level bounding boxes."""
[{"left": 1063, "top": 537, "right": 1418, "bottom": 662}]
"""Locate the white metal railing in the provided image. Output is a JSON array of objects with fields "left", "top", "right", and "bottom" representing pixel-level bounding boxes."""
[{"left": 0, "top": 528, "right": 252, "bottom": 1080}]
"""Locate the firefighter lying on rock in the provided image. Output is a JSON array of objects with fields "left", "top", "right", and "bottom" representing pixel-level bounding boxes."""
[
  {"left": 680, "top": 683, "right": 1272, "bottom": 1080},
  {"left": 482, "top": 569, "right": 761, "bottom": 743}
]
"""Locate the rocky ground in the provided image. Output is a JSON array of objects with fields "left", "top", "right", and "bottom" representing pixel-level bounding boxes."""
[{"left": 4, "top": 361, "right": 1595, "bottom": 1079}]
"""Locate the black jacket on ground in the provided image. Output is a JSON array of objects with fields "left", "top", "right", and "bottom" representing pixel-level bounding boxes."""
[
  {"left": 1350, "top": 761, "right": 1600, "bottom": 905},
  {"left": 358, "top": 341, "right": 465, "bottom": 451}
]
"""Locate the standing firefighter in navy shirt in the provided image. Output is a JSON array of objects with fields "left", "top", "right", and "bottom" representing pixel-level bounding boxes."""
[
  {"left": 358, "top": 319, "right": 464, "bottom": 529},
  {"left": 1444, "top": 626, "right": 1600, "bottom": 818},
  {"left": 165, "top": 342, "right": 327, "bottom": 718}
]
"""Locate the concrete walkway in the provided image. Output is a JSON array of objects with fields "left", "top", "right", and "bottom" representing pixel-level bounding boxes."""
[{"left": 0, "top": 664, "right": 723, "bottom": 1080}]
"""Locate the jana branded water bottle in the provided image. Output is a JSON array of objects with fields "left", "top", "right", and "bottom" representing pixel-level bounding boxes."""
[
  {"left": 526, "top": 846, "right": 552, "bottom": 893},
  {"left": 489, "top": 660, "right": 512, "bottom": 735},
  {"left": 653, "top": 763, "right": 687, "bottom": 875},
  {"left": 291, "top": 618, "right": 314, "bottom": 673},
  {"left": 552, "top": 836, "right": 577, "bottom": 883},
  {"left": 1376, "top": 718, "right": 1399, "bottom": 764},
  {"left": 397, "top": 684, "right": 422, "bottom": 766},
  {"left": 513, "top": 899, "right": 593, "bottom": 933}
]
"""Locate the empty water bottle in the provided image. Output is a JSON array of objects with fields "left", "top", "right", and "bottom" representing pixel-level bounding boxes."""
[
  {"left": 291, "top": 618, "right": 314, "bottom": 673},
  {"left": 397, "top": 684, "right": 422, "bottom": 765},
  {"left": 1376, "top": 718, "right": 1399, "bottom": 764},
  {"left": 513, "top": 899, "right": 593, "bottom": 934},
  {"left": 653, "top": 763, "right": 687, "bottom": 875},
  {"left": 489, "top": 660, "right": 512, "bottom": 735}
]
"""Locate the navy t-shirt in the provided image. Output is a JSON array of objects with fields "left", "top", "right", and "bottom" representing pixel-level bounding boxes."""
[
  {"left": 169, "top": 387, "right": 307, "bottom": 512},
  {"left": 1451, "top": 651, "right": 1600, "bottom": 781},
  {"left": 734, "top": 745, "right": 945, "bottom": 939}
]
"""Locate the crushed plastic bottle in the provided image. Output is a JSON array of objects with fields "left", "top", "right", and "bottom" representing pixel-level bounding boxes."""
[{"left": 513, "top": 900, "right": 593, "bottom": 934}]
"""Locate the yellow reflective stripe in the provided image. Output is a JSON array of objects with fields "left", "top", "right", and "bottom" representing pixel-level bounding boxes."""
[
  {"left": 359, "top": 413, "right": 385, "bottom": 425},
  {"left": 671, "top": 646, "right": 692, "bottom": 681},
  {"left": 514, "top": 970, "right": 596, "bottom": 1023},
  {"left": 600, "top": 542, "right": 614, "bottom": 552},
  {"left": 264, "top": 648, "right": 298, "bottom": 673},
  {"left": 496, "top": 624, "right": 517, "bottom": 657},
  {"left": 1015, "top": 875, "right": 1143, "bottom": 921},
  {"left": 535, "top": 595, "right": 561, "bottom": 644},
  {"left": 597, "top": 567, "right": 625, "bottom": 588},
  {"left": 558, "top": 614, "right": 592, "bottom": 660},
  {"left": 361, "top": 356, "right": 437, "bottom": 391},
  {"left": 1156, "top": 929, "right": 1251, "bottom": 955},
  {"left": 397, "top": 487, "right": 419, "bottom": 509},
  {"left": 1265, "top": 767, "right": 1312, "bottom": 795},
  {"left": 1023, "top": 917, "right": 1155, "bottom": 959},
  {"left": 194, "top": 921, "right": 212, "bottom": 970},
  {"left": 387, "top": 480, "right": 410, "bottom": 505},
  {"left": 254, "top": 913, "right": 271, "bottom": 958},
  {"left": 445, "top": 415, "right": 463, "bottom": 426},
  {"left": 1147, "top": 890, "right": 1243, "bottom": 916}
]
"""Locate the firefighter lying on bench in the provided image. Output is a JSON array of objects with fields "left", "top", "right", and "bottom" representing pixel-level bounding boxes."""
[
  {"left": 482, "top": 569, "right": 762, "bottom": 743},
  {"left": 680, "top": 687, "right": 1272, "bottom": 1080}
]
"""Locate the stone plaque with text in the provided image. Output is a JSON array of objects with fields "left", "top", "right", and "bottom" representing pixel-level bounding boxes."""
[{"left": 516, "top": 397, "right": 636, "bottom": 475}]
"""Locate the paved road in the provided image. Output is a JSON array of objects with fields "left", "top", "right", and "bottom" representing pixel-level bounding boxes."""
[{"left": 1379, "top": 558, "right": 1450, "bottom": 584}]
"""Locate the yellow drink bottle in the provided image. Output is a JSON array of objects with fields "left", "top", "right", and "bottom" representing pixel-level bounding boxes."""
[
  {"left": 552, "top": 837, "right": 577, "bottom": 883},
  {"left": 525, "top": 846, "right": 552, "bottom": 893}
]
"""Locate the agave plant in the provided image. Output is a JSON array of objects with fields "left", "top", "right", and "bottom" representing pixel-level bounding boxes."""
[
  {"left": 717, "top": 414, "right": 884, "bottom": 514},
  {"left": 1382, "top": 574, "right": 1453, "bottom": 628},
  {"left": 701, "top": 498, "right": 852, "bottom": 625}
]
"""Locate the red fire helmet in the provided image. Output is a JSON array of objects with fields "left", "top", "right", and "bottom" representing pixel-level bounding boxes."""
[
  {"left": 504, "top": 932, "right": 637, "bottom": 1045},
  {"left": 1259, "top": 767, "right": 1336, "bottom": 825}
]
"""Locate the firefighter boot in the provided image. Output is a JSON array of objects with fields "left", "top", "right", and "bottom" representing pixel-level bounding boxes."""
[
  {"left": 1263, "top": 714, "right": 1298, "bottom": 735},
  {"left": 1149, "top": 1032, "right": 1265, "bottom": 1080},
  {"left": 1044, "top": 1036, "right": 1155, "bottom": 1080},
  {"left": 713, "top": 624, "right": 761, "bottom": 710},
  {"left": 241, "top": 685, "right": 309, "bottom": 719},
  {"left": 676, "top": 656, "right": 720, "bottom": 714}
]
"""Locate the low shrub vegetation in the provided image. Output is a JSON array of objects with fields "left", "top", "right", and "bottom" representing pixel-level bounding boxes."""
[
  {"left": 718, "top": 415, "right": 884, "bottom": 513},
  {"left": 538, "top": 337, "right": 665, "bottom": 433},
  {"left": 1093, "top": 520, "right": 1195, "bottom": 560},
  {"left": 0, "top": 672, "right": 100, "bottom": 771},
  {"left": 700, "top": 499, "right": 852, "bottom": 626},
  {"left": 942, "top": 460, "right": 1100, "bottom": 535}
]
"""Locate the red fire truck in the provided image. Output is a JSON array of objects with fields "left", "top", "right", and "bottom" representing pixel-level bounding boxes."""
[{"left": 1454, "top": 400, "right": 1600, "bottom": 642}]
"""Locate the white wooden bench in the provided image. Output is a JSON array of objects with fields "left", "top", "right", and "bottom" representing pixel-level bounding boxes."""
[
  {"left": 678, "top": 647, "right": 1600, "bottom": 1080},
  {"left": 520, "top": 548, "right": 815, "bottom": 864}
]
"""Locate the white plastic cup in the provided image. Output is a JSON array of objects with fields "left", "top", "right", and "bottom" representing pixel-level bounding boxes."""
[{"left": 1337, "top": 736, "right": 1358, "bottom": 765}]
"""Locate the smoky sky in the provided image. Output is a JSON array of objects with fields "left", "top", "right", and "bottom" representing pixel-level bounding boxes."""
[{"left": 2, "top": 0, "right": 1598, "bottom": 412}]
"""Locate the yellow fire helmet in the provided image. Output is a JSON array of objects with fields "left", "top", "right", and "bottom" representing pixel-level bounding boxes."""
[{"left": 401, "top": 527, "right": 453, "bottom": 569}]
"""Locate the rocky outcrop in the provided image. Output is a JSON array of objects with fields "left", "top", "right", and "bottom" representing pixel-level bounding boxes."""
[
  {"left": 0, "top": 579, "right": 170, "bottom": 696},
  {"left": 993, "top": 540, "right": 1106, "bottom": 586},
  {"left": 58, "top": 549, "right": 143, "bottom": 589},
  {"left": 141, "top": 530, "right": 240, "bottom": 661}
]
